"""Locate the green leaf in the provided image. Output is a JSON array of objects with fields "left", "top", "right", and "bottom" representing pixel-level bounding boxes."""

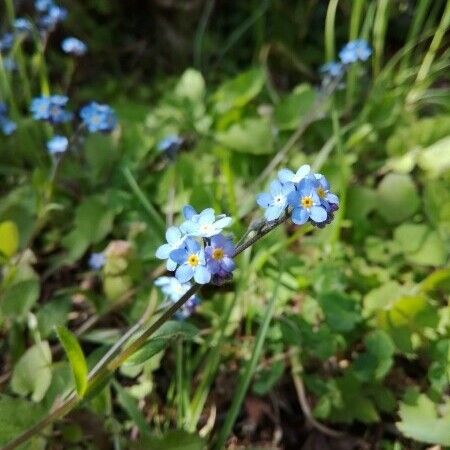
[
  {"left": 405, "top": 230, "right": 447, "bottom": 266},
  {"left": 175, "top": 68, "right": 205, "bottom": 103},
  {"left": 125, "top": 321, "right": 198, "bottom": 366},
  {"left": 363, "top": 281, "right": 405, "bottom": 318},
  {"left": 393, "top": 223, "right": 429, "bottom": 254},
  {"left": 376, "top": 174, "right": 420, "bottom": 223},
  {"left": 318, "top": 292, "right": 360, "bottom": 332},
  {"left": 0, "top": 220, "right": 19, "bottom": 258},
  {"left": 217, "top": 118, "right": 273, "bottom": 154},
  {"left": 213, "top": 68, "right": 264, "bottom": 113},
  {"left": 0, "top": 395, "right": 46, "bottom": 446},
  {"left": 134, "top": 430, "right": 205, "bottom": 450},
  {"left": 397, "top": 393, "right": 450, "bottom": 445},
  {"left": 273, "top": 84, "right": 315, "bottom": 130},
  {"left": 56, "top": 326, "right": 89, "bottom": 397},
  {"left": 1, "top": 278, "right": 40, "bottom": 320},
  {"left": 11, "top": 341, "right": 52, "bottom": 402}
]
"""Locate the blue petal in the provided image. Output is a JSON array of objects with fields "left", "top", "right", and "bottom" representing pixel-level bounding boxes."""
[
  {"left": 170, "top": 248, "right": 188, "bottom": 264},
  {"left": 198, "top": 208, "right": 215, "bottom": 225},
  {"left": 156, "top": 243, "right": 172, "bottom": 259},
  {"left": 265, "top": 205, "right": 283, "bottom": 221},
  {"left": 185, "top": 237, "right": 200, "bottom": 253},
  {"left": 291, "top": 207, "right": 309, "bottom": 225},
  {"left": 167, "top": 258, "right": 177, "bottom": 271},
  {"left": 182, "top": 205, "right": 197, "bottom": 219},
  {"left": 287, "top": 190, "right": 300, "bottom": 207},
  {"left": 278, "top": 168, "right": 294, "bottom": 184},
  {"left": 214, "top": 216, "right": 232, "bottom": 229},
  {"left": 194, "top": 265, "right": 211, "bottom": 284},
  {"left": 166, "top": 226, "right": 181, "bottom": 244},
  {"left": 310, "top": 206, "right": 327, "bottom": 222},
  {"left": 176, "top": 265, "right": 194, "bottom": 283},
  {"left": 257, "top": 192, "right": 272, "bottom": 208},
  {"left": 326, "top": 193, "right": 339, "bottom": 205},
  {"left": 269, "top": 179, "right": 283, "bottom": 195}
]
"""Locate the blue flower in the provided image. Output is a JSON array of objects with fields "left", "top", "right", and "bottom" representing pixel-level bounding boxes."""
[
  {"left": 256, "top": 179, "right": 294, "bottom": 221},
  {"left": 278, "top": 164, "right": 311, "bottom": 185},
  {"left": 30, "top": 95, "right": 73, "bottom": 123},
  {"left": 89, "top": 252, "right": 105, "bottom": 270},
  {"left": 320, "top": 61, "right": 344, "bottom": 78},
  {"left": 13, "top": 18, "right": 33, "bottom": 34},
  {"left": 61, "top": 37, "right": 87, "bottom": 56},
  {"left": 314, "top": 174, "right": 339, "bottom": 212},
  {"left": 180, "top": 206, "right": 232, "bottom": 238},
  {"left": 47, "top": 135, "right": 68, "bottom": 154},
  {"left": 0, "top": 103, "right": 17, "bottom": 136},
  {"left": 35, "top": 0, "right": 54, "bottom": 12},
  {"left": 287, "top": 177, "right": 327, "bottom": 225},
  {"left": 155, "top": 226, "right": 186, "bottom": 271},
  {"left": 0, "top": 33, "right": 14, "bottom": 52},
  {"left": 170, "top": 237, "right": 211, "bottom": 284},
  {"left": 205, "top": 234, "right": 235, "bottom": 276},
  {"left": 39, "top": 5, "right": 67, "bottom": 30},
  {"left": 154, "top": 276, "right": 200, "bottom": 319},
  {"left": 79, "top": 102, "right": 117, "bottom": 133},
  {"left": 157, "top": 134, "right": 183, "bottom": 158},
  {"left": 339, "top": 39, "right": 372, "bottom": 64}
]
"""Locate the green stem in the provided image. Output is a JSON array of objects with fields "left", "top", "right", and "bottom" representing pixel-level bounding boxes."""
[{"left": 324, "top": 0, "right": 339, "bottom": 62}]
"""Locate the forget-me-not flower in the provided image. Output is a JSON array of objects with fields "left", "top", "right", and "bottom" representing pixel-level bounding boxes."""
[
  {"left": 170, "top": 237, "right": 211, "bottom": 284},
  {"left": 14, "top": 18, "right": 33, "bottom": 34},
  {"left": 314, "top": 174, "right": 339, "bottom": 212},
  {"left": 80, "top": 102, "right": 117, "bottom": 133},
  {"left": 320, "top": 61, "right": 344, "bottom": 78},
  {"left": 30, "top": 95, "right": 73, "bottom": 123},
  {"left": 47, "top": 135, "right": 68, "bottom": 154},
  {"left": 205, "top": 234, "right": 235, "bottom": 276},
  {"left": 62, "top": 37, "right": 87, "bottom": 56},
  {"left": 89, "top": 252, "right": 105, "bottom": 270},
  {"left": 155, "top": 226, "right": 186, "bottom": 271},
  {"left": 180, "top": 207, "right": 232, "bottom": 238},
  {"left": 35, "top": 0, "right": 54, "bottom": 12},
  {"left": 256, "top": 179, "right": 294, "bottom": 221},
  {"left": 0, "top": 33, "right": 13, "bottom": 52},
  {"left": 339, "top": 39, "right": 372, "bottom": 64},
  {"left": 157, "top": 135, "right": 183, "bottom": 152},
  {"left": 287, "top": 177, "right": 327, "bottom": 225},
  {"left": 39, "top": 5, "right": 67, "bottom": 30},
  {"left": 0, "top": 103, "right": 17, "bottom": 136}
]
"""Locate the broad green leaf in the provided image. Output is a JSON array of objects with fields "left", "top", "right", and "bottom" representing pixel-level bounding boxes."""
[
  {"left": 37, "top": 297, "right": 71, "bottom": 338},
  {"left": 273, "top": 84, "right": 315, "bottom": 130},
  {"left": 1, "top": 278, "right": 40, "bottom": 320},
  {"left": 397, "top": 393, "right": 450, "bottom": 445},
  {"left": 318, "top": 292, "right": 360, "bottom": 332},
  {"left": 0, "top": 220, "right": 19, "bottom": 258},
  {"left": 11, "top": 341, "right": 52, "bottom": 402},
  {"left": 216, "top": 118, "right": 273, "bottom": 154},
  {"left": 363, "top": 281, "right": 406, "bottom": 318},
  {"left": 405, "top": 230, "right": 447, "bottom": 266},
  {"left": 56, "top": 326, "right": 89, "bottom": 397},
  {"left": 393, "top": 223, "right": 429, "bottom": 254},
  {"left": 175, "top": 68, "right": 205, "bottom": 103},
  {"left": 376, "top": 174, "right": 420, "bottom": 223},
  {"left": 418, "top": 136, "right": 450, "bottom": 178},
  {"left": 0, "top": 395, "right": 46, "bottom": 446},
  {"left": 213, "top": 68, "right": 264, "bottom": 113}
]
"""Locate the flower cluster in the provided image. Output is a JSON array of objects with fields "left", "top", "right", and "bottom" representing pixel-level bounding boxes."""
[
  {"left": 155, "top": 276, "right": 200, "bottom": 319},
  {"left": 31, "top": 95, "right": 73, "bottom": 124},
  {"left": 35, "top": 0, "right": 67, "bottom": 32},
  {"left": 156, "top": 206, "right": 235, "bottom": 285},
  {"left": 257, "top": 164, "right": 339, "bottom": 227},
  {"left": 61, "top": 37, "right": 87, "bottom": 56},
  {"left": 0, "top": 103, "right": 17, "bottom": 136},
  {"left": 320, "top": 39, "right": 372, "bottom": 80},
  {"left": 80, "top": 102, "right": 117, "bottom": 133}
]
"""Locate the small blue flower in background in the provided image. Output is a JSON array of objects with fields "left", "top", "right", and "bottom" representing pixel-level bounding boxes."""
[
  {"left": 39, "top": 5, "right": 68, "bottom": 30},
  {"left": 205, "top": 234, "right": 235, "bottom": 277},
  {"left": 180, "top": 207, "right": 232, "bottom": 238},
  {"left": 339, "top": 39, "right": 372, "bottom": 64},
  {"left": 320, "top": 61, "right": 344, "bottom": 78},
  {"left": 35, "top": 0, "right": 54, "bottom": 12},
  {"left": 0, "top": 103, "right": 17, "bottom": 136},
  {"left": 287, "top": 177, "right": 327, "bottom": 225},
  {"left": 13, "top": 18, "right": 33, "bottom": 34},
  {"left": 89, "top": 252, "right": 105, "bottom": 270},
  {"left": 157, "top": 134, "right": 183, "bottom": 158},
  {"left": 170, "top": 237, "right": 211, "bottom": 284},
  {"left": 0, "top": 33, "right": 14, "bottom": 52},
  {"left": 256, "top": 180, "right": 294, "bottom": 221},
  {"left": 30, "top": 95, "right": 73, "bottom": 123},
  {"left": 47, "top": 135, "right": 68, "bottom": 155},
  {"left": 155, "top": 226, "right": 186, "bottom": 271},
  {"left": 62, "top": 37, "right": 87, "bottom": 56},
  {"left": 80, "top": 102, "right": 117, "bottom": 133},
  {"left": 314, "top": 174, "right": 339, "bottom": 212},
  {"left": 155, "top": 276, "right": 192, "bottom": 302},
  {"left": 278, "top": 164, "right": 310, "bottom": 185},
  {"left": 3, "top": 57, "right": 17, "bottom": 72}
]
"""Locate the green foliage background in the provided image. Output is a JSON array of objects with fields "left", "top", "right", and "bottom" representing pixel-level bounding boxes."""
[{"left": 0, "top": 0, "right": 450, "bottom": 448}]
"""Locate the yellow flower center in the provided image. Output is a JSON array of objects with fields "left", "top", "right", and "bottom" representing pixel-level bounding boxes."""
[
  {"left": 301, "top": 195, "right": 313, "bottom": 208},
  {"left": 212, "top": 248, "right": 224, "bottom": 260},
  {"left": 187, "top": 254, "right": 199, "bottom": 267},
  {"left": 317, "top": 187, "right": 326, "bottom": 198}
]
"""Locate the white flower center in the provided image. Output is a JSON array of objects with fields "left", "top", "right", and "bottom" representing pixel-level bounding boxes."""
[{"left": 273, "top": 195, "right": 284, "bottom": 205}]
